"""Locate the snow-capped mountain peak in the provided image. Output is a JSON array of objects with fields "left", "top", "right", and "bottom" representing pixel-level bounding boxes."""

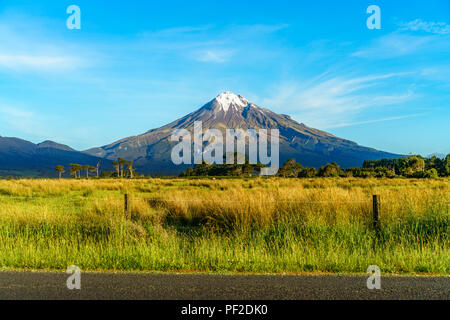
[
  {"left": 84, "top": 91, "right": 402, "bottom": 174},
  {"left": 214, "top": 91, "right": 249, "bottom": 112}
]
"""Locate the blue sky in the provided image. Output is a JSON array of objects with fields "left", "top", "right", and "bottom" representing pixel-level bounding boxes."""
[{"left": 0, "top": 0, "right": 449, "bottom": 156}]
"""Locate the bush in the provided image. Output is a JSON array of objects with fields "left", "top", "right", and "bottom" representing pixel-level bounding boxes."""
[
  {"left": 298, "top": 167, "right": 317, "bottom": 178},
  {"left": 318, "top": 162, "right": 341, "bottom": 177}
]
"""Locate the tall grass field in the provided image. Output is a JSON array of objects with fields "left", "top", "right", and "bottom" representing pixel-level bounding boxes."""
[{"left": 0, "top": 178, "right": 448, "bottom": 274}]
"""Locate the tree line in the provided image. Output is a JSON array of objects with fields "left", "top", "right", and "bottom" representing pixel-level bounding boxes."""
[
  {"left": 179, "top": 153, "right": 264, "bottom": 177},
  {"left": 276, "top": 154, "right": 450, "bottom": 178},
  {"left": 55, "top": 154, "right": 449, "bottom": 179},
  {"left": 55, "top": 158, "right": 136, "bottom": 179},
  {"left": 361, "top": 155, "right": 450, "bottom": 178},
  {"left": 180, "top": 154, "right": 450, "bottom": 178}
]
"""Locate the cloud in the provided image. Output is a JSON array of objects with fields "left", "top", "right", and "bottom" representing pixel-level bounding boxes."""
[
  {"left": 189, "top": 24, "right": 287, "bottom": 64},
  {"left": 0, "top": 105, "right": 45, "bottom": 137},
  {"left": 353, "top": 18, "right": 450, "bottom": 59},
  {"left": 143, "top": 23, "right": 288, "bottom": 39},
  {"left": 226, "top": 24, "right": 289, "bottom": 38},
  {"left": 399, "top": 19, "right": 450, "bottom": 35},
  {"left": 419, "top": 66, "right": 450, "bottom": 86},
  {"left": 137, "top": 23, "right": 288, "bottom": 64},
  {"left": 139, "top": 25, "right": 213, "bottom": 38},
  {"left": 194, "top": 49, "right": 236, "bottom": 63},
  {"left": 0, "top": 17, "right": 89, "bottom": 74},
  {"left": 327, "top": 113, "right": 426, "bottom": 129},
  {"left": 261, "top": 72, "right": 415, "bottom": 129},
  {"left": 0, "top": 54, "right": 80, "bottom": 71},
  {"left": 0, "top": 105, "right": 98, "bottom": 148},
  {"left": 352, "top": 33, "right": 434, "bottom": 58},
  {"left": 0, "top": 105, "right": 34, "bottom": 120}
]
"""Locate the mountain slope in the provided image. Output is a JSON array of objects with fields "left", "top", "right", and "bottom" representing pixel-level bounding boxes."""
[
  {"left": 0, "top": 137, "right": 111, "bottom": 177},
  {"left": 85, "top": 92, "right": 401, "bottom": 174},
  {"left": 37, "top": 140, "right": 76, "bottom": 152}
]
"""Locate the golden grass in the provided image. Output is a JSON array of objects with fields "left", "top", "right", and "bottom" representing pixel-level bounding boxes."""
[{"left": 0, "top": 177, "right": 448, "bottom": 273}]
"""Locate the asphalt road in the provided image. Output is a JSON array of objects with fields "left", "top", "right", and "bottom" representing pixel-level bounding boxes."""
[{"left": 0, "top": 271, "right": 448, "bottom": 300}]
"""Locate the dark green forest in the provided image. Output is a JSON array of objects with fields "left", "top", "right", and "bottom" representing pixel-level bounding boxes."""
[{"left": 180, "top": 154, "right": 450, "bottom": 178}]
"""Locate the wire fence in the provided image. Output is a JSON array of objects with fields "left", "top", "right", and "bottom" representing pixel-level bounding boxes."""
[
  {"left": 0, "top": 195, "right": 448, "bottom": 204},
  {"left": 0, "top": 194, "right": 448, "bottom": 230}
]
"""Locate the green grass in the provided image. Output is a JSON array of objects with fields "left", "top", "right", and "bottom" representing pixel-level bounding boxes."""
[{"left": 0, "top": 178, "right": 448, "bottom": 274}]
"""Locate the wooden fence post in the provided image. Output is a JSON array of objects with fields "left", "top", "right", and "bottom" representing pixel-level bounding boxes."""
[
  {"left": 124, "top": 193, "right": 128, "bottom": 217},
  {"left": 372, "top": 194, "right": 380, "bottom": 235}
]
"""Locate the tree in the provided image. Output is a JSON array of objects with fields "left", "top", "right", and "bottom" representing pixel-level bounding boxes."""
[
  {"left": 112, "top": 161, "right": 120, "bottom": 177},
  {"left": 318, "top": 162, "right": 341, "bottom": 177},
  {"left": 278, "top": 158, "right": 303, "bottom": 177},
  {"left": 445, "top": 154, "right": 450, "bottom": 176},
  {"left": 81, "top": 165, "right": 90, "bottom": 178},
  {"left": 76, "top": 164, "right": 82, "bottom": 178},
  {"left": 118, "top": 158, "right": 127, "bottom": 178},
  {"left": 69, "top": 167, "right": 77, "bottom": 178},
  {"left": 69, "top": 164, "right": 79, "bottom": 178},
  {"left": 425, "top": 168, "right": 439, "bottom": 178},
  {"left": 96, "top": 160, "right": 101, "bottom": 178},
  {"left": 100, "top": 171, "right": 115, "bottom": 178},
  {"left": 242, "top": 163, "right": 254, "bottom": 176},
  {"left": 89, "top": 166, "right": 97, "bottom": 177},
  {"left": 409, "top": 156, "right": 425, "bottom": 172},
  {"left": 193, "top": 161, "right": 212, "bottom": 176},
  {"left": 126, "top": 160, "right": 135, "bottom": 178},
  {"left": 298, "top": 167, "right": 317, "bottom": 178},
  {"left": 55, "top": 165, "right": 65, "bottom": 179}
]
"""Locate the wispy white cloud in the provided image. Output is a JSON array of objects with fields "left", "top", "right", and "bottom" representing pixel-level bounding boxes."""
[
  {"left": 399, "top": 19, "right": 450, "bottom": 35},
  {"left": 353, "top": 18, "right": 450, "bottom": 59},
  {"left": 225, "top": 24, "right": 289, "bottom": 38},
  {"left": 0, "top": 105, "right": 45, "bottom": 137},
  {"left": 327, "top": 113, "right": 426, "bottom": 129},
  {"left": 0, "top": 54, "right": 80, "bottom": 71},
  {"left": 142, "top": 23, "right": 288, "bottom": 39},
  {"left": 352, "top": 33, "right": 434, "bottom": 58},
  {"left": 0, "top": 105, "right": 34, "bottom": 120},
  {"left": 261, "top": 72, "right": 415, "bottom": 129},
  {"left": 139, "top": 25, "right": 213, "bottom": 38},
  {"left": 194, "top": 49, "right": 236, "bottom": 63},
  {"left": 137, "top": 23, "right": 288, "bottom": 64},
  {"left": 0, "top": 104, "right": 101, "bottom": 148},
  {"left": 0, "top": 17, "right": 90, "bottom": 73}
]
